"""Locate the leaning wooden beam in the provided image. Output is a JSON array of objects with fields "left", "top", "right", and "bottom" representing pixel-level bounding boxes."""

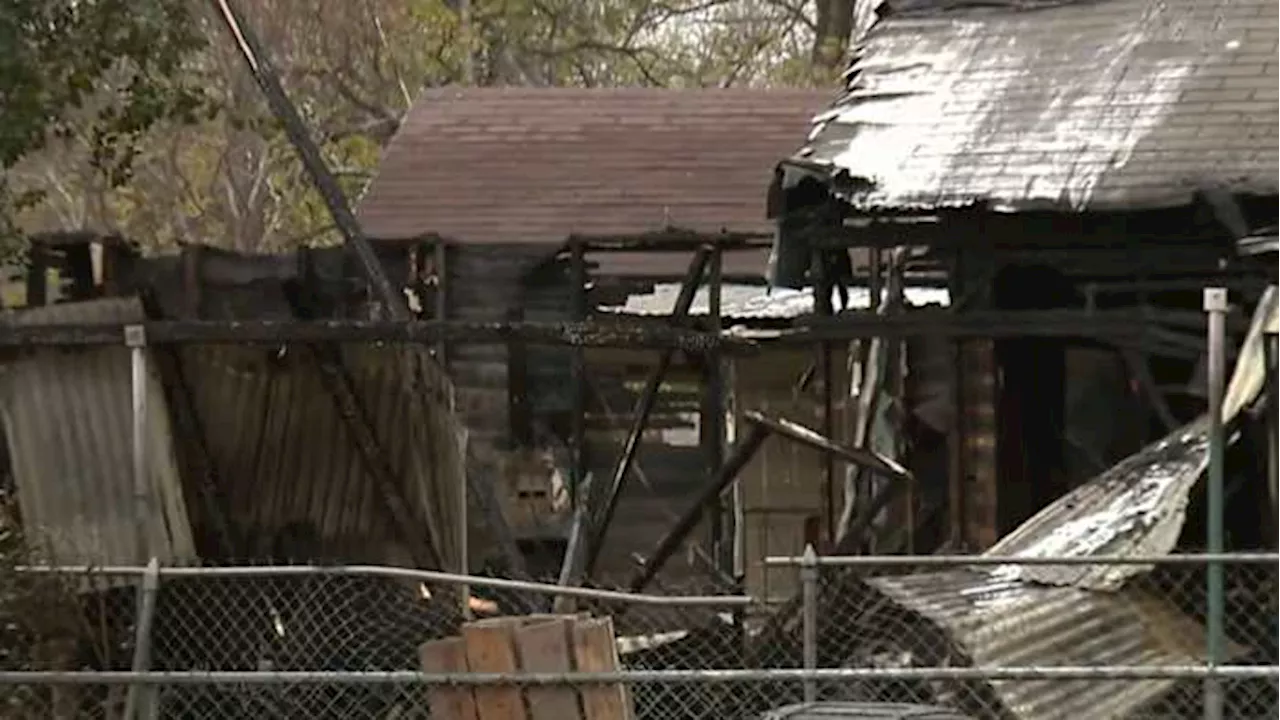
[
  {"left": 1122, "top": 349, "right": 1180, "bottom": 432},
  {"left": 0, "top": 319, "right": 734, "bottom": 352},
  {"left": 304, "top": 345, "right": 443, "bottom": 569},
  {"left": 138, "top": 292, "right": 240, "bottom": 558},
  {"left": 746, "top": 412, "right": 913, "bottom": 485},
  {"left": 580, "top": 246, "right": 713, "bottom": 582},
  {"left": 285, "top": 284, "right": 442, "bottom": 569},
  {"left": 209, "top": 0, "right": 407, "bottom": 319},
  {"left": 627, "top": 421, "right": 770, "bottom": 593}
]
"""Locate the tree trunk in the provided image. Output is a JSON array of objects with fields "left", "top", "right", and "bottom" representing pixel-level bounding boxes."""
[{"left": 812, "top": 0, "right": 858, "bottom": 70}]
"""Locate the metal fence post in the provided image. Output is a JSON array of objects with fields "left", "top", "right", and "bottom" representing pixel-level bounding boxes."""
[
  {"left": 1203, "top": 287, "right": 1227, "bottom": 720},
  {"left": 801, "top": 543, "right": 819, "bottom": 704},
  {"left": 126, "top": 324, "right": 150, "bottom": 564},
  {"left": 124, "top": 558, "right": 162, "bottom": 720}
]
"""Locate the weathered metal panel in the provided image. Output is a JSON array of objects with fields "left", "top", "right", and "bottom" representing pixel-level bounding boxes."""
[
  {"left": 603, "top": 283, "right": 949, "bottom": 320},
  {"left": 177, "top": 343, "right": 464, "bottom": 569},
  {"left": 986, "top": 286, "right": 1278, "bottom": 589},
  {"left": 861, "top": 569, "right": 1242, "bottom": 719},
  {"left": 787, "top": 0, "right": 1279, "bottom": 213},
  {"left": 0, "top": 298, "right": 196, "bottom": 566}
]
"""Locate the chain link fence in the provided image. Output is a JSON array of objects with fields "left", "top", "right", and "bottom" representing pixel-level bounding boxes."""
[{"left": 1, "top": 555, "right": 1277, "bottom": 719}]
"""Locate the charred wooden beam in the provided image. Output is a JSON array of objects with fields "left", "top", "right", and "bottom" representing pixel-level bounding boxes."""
[
  {"left": 24, "top": 245, "right": 47, "bottom": 307},
  {"left": 0, "top": 319, "right": 736, "bottom": 351},
  {"left": 783, "top": 308, "right": 1246, "bottom": 342},
  {"left": 627, "top": 420, "right": 771, "bottom": 593},
  {"left": 1121, "top": 349, "right": 1180, "bottom": 432},
  {"left": 747, "top": 413, "right": 912, "bottom": 485},
  {"left": 568, "top": 229, "right": 772, "bottom": 252},
  {"left": 569, "top": 239, "right": 589, "bottom": 506},
  {"left": 209, "top": 0, "right": 407, "bottom": 320},
  {"left": 702, "top": 247, "right": 729, "bottom": 573},
  {"left": 284, "top": 282, "right": 442, "bottom": 569},
  {"left": 138, "top": 291, "right": 240, "bottom": 558},
  {"left": 580, "top": 246, "right": 713, "bottom": 580}
]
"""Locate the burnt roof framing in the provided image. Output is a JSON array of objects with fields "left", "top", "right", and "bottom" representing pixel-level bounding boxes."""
[{"left": 0, "top": 307, "right": 1244, "bottom": 352}]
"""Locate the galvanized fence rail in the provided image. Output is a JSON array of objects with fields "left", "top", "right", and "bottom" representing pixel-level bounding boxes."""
[{"left": 2, "top": 554, "right": 1277, "bottom": 719}]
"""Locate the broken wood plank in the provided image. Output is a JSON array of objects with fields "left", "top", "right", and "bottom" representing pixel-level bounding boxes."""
[
  {"left": 463, "top": 619, "right": 529, "bottom": 720},
  {"left": 515, "top": 619, "right": 583, "bottom": 720},
  {"left": 419, "top": 637, "right": 479, "bottom": 720},
  {"left": 571, "top": 618, "right": 634, "bottom": 720}
]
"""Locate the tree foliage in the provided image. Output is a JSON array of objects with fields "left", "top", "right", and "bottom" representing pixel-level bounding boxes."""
[
  {"left": 0, "top": 0, "right": 209, "bottom": 253},
  {"left": 4, "top": 0, "right": 869, "bottom": 254}
]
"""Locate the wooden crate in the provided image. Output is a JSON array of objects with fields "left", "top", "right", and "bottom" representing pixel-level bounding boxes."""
[{"left": 419, "top": 615, "right": 635, "bottom": 720}]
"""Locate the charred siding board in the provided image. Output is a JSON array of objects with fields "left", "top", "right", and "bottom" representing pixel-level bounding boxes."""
[
  {"left": 177, "top": 344, "right": 464, "bottom": 568},
  {"left": 0, "top": 298, "right": 195, "bottom": 568}
]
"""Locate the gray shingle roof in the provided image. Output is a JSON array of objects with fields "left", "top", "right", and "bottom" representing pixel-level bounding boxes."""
[{"left": 787, "top": 0, "right": 1280, "bottom": 212}]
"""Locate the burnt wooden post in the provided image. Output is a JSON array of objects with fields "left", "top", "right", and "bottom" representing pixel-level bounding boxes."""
[
  {"left": 702, "top": 245, "right": 728, "bottom": 572},
  {"left": 568, "top": 239, "right": 588, "bottom": 507},
  {"left": 581, "top": 246, "right": 712, "bottom": 580},
  {"left": 811, "top": 248, "right": 837, "bottom": 544},
  {"left": 25, "top": 243, "right": 48, "bottom": 307},
  {"left": 434, "top": 239, "right": 449, "bottom": 362}
]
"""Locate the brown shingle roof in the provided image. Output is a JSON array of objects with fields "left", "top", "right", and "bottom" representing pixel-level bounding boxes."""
[
  {"left": 790, "top": 0, "right": 1280, "bottom": 212},
  {"left": 357, "top": 87, "right": 831, "bottom": 252}
]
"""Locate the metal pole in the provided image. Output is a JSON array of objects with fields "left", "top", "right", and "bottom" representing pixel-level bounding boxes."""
[
  {"left": 800, "top": 544, "right": 819, "bottom": 703},
  {"left": 123, "top": 557, "right": 161, "bottom": 720},
  {"left": 1203, "top": 287, "right": 1227, "bottom": 720},
  {"left": 126, "top": 325, "right": 149, "bottom": 563},
  {"left": 1265, "top": 332, "right": 1278, "bottom": 537}
]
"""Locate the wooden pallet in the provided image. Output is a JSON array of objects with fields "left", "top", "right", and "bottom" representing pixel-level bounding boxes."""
[{"left": 420, "top": 614, "right": 636, "bottom": 720}]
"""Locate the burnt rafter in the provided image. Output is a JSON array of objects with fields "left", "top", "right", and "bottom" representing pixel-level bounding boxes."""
[
  {"left": 625, "top": 410, "right": 912, "bottom": 593},
  {"left": 0, "top": 319, "right": 737, "bottom": 352}
]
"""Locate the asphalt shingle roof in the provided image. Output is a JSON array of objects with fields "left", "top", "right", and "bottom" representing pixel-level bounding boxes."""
[{"left": 358, "top": 87, "right": 831, "bottom": 244}]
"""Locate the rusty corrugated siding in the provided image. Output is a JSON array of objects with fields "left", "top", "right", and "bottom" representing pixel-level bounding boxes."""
[
  {"left": 177, "top": 343, "right": 464, "bottom": 569},
  {"left": 0, "top": 298, "right": 195, "bottom": 566},
  {"left": 861, "top": 569, "right": 1241, "bottom": 719}
]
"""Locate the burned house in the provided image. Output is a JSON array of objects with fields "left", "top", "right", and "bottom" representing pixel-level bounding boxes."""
[
  {"left": 768, "top": 0, "right": 1279, "bottom": 552},
  {"left": 355, "top": 87, "right": 832, "bottom": 586},
  {"left": 751, "top": 0, "right": 1279, "bottom": 717}
]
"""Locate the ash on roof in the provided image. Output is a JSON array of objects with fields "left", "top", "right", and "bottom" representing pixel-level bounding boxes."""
[{"left": 783, "top": 0, "right": 1279, "bottom": 212}]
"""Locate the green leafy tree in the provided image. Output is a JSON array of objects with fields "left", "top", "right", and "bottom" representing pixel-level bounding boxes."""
[
  {"left": 0, "top": 0, "right": 209, "bottom": 256},
  {"left": 10, "top": 0, "right": 861, "bottom": 253}
]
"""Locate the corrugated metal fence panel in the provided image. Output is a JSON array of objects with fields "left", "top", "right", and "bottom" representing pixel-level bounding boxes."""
[
  {"left": 178, "top": 344, "right": 464, "bottom": 569},
  {"left": 0, "top": 298, "right": 195, "bottom": 567},
  {"left": 866, "top": 569, "right": 1231, "bottom": 720}
]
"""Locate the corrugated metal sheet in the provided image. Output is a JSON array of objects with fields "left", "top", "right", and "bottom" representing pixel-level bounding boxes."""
[
  {"left": 860, "top": 569, "right": 1242, "bottom": 719},
  {"left": 785, "top": 0, "right": 1279, "bottom": 212},
  {"left": 986, "top": 286, "right": 1278, "bottom": 589},
  {"left": 602, "top": 283, "right": 950, "bottom": 320},
  {"left": 176, "top": 343, "right": 464, "bottom": 569},
  {"left": 0, "top": 298, "right": 195, "bottom": 567}
]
